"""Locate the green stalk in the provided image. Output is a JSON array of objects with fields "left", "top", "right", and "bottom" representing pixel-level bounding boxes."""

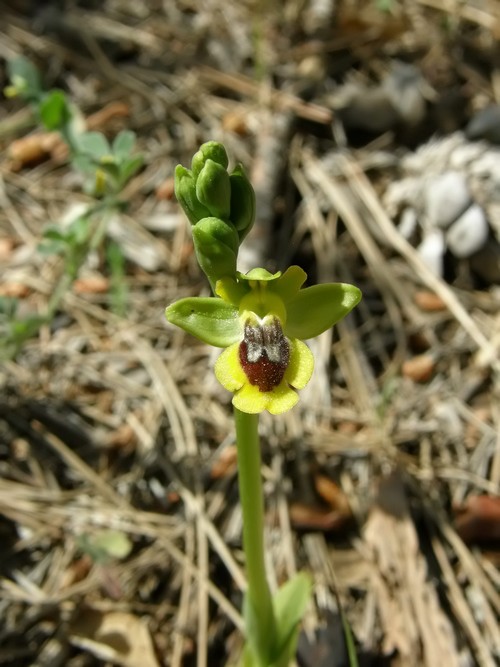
[{"left": 234, "top": 408, "right": 276, "bottom": 664}]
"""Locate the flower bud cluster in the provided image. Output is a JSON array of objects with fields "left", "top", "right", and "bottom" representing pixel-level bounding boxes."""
[{"left": 174, "top": 141, "right": 255, "bottom": 288}]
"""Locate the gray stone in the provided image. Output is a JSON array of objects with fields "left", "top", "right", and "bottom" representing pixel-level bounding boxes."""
[
  {"left": 424, "top": 172, "right": 471, "bottom": 229},
  {"left": 446, "top": 204, "right": 489, "bottom": 258}
]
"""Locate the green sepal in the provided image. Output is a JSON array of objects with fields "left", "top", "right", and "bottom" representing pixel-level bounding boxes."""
[
  {"left": 165, "top": 297, "right": 240, "bottom": 347},
  {"left": 192, "top": 217, "right": 239, "bottom": 285},
  {"left": 284, "top": 283, "right": 362, "bottom": 340},
  {"left": 270, "top": 572, "right": 312, "bottom": 665},
  {"left": 174, "top": 165, "right": 211, "bottom": 225},
  {"left": 191, "top": 141, "right": 229, "bottom": 177},
  {"left": 196, "top": 159, "right": 231, "bottom": 220},
  {"left": 239, "top": 268, "right": 281, "bottom": 282},
  {"left": 229, "top": 164, "right": 255, "bottom": 239},
  {"left": 215, "top": 276, "right": 249, "bottom": 307}
]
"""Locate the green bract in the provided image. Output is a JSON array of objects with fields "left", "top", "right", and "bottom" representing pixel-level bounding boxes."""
[{"left": 192, "top": 217, "right": 239, "bottom": 286}]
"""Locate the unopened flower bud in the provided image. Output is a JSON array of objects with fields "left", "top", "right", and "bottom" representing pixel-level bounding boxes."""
[
  {"left": 196, "top": 159, "right": 231, "bottom": 220},
  {"left": 192, "top": 217, "right": 239, "bottom": 286},
  {"left": 174, "top": 165, "right": 211, "bottom": 225},
  {"left": 229, "top": 164, "right": 255, "bottom": 240},
  {"left": 191, "top": 141, "right": 229, "bottom": 177}
]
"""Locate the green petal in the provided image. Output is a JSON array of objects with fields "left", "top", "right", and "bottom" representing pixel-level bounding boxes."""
[
  {"left": 165, "top": 297, "right": 240, "bottom": 347},
  {"left": 284, "top": 283, "right": 362, "bottom": 340},
  {"left": 271, "top": 266, "right": 307, "bottom": 302}
]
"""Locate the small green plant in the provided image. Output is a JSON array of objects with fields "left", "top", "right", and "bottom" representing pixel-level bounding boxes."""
[
  {"left": 77, "top": 529, "right": 133, "bottom": 565},
  {"left": 166, "top": 142, "right": 362, "bottom": 666},
  {"left": 2, "top": 57, "right": 142, "bottom": 358}
]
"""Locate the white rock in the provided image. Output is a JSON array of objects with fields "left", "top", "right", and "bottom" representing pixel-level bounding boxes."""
[
  {"left": 446, "top": 204, "right": 489, "bottom": 258},
  {"left": 417, "top": 229, "right": 446, "bottom": 276},
  {"left": 424, "top": 171, "right": 471, "bottom": 229},
  {"left": 398, "top": 207, "right": 418, "bottom": 239}
]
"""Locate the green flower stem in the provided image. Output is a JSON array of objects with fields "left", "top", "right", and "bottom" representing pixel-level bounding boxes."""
[{"left": 234, "top": 407, "right": 276, "bottom": 663}]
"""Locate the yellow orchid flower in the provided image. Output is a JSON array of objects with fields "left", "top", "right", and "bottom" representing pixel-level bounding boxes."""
[{"left": 166, "top": 266, "right": 361, "bottom": 415}]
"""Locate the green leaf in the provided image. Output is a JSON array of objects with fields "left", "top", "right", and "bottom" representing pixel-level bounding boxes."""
[
  {"left": 7, "top": 56, "right": 42, "bottom": 100},
  {"left": 112, "top": 130, "right": 136, "bottom": 158},
  {"left": 118, "top": 155, "right": 143, "bottom": 185},
  {"left": 271, "top": 572, "right": 312, "bottom": 664},
  {"left": 0, "top": 296, "right": 19, "bottom": 319},
  {"left": 165, "top": 297, "right": 240, "bottom": 347},
  {"left": 243, "top": 594, "right": 274, "bottom": 666},
  {"left": 38, "top": 239, "right": 67, "bottom": 256},
  {"left": 10, "top": 315, "right": 46, "bottom": 340},
  {"left": 107, "top": 241, "right": 127, "bottom": 316},
  {"left": 67, "top": 215, "right": 92, "bottom": 246},
  {"left": 97, "top": 160, "right": 121, "bottom": 181},
  {"left": 270, "top": 629, "right": 300, "bottom": 667},
  {"left": 76, "top": 131, "right": 110, "bottom": 160},
  {"left": 340, "top": 604, "right": 360, "bottom": 667},
  {"left": 42, "top": 226, "right": 68, "bottom": 241},
  {"left": 91, "top": 530, "right": 133, "bottom": 560},
  {"left": 71, "top": 154, "right": 97, "bottom": 176},
  {"left": 39, "top": 221, "right": 72, "bottom": 254},
  {"left": 39, "top": 90, "right": 71, "bottom": 130},
  {"left": 285, "top": 283, "right": 362, "bottom": 340},
  {"left": 241, "top": 643, "right": 259, "bottom": 667}
]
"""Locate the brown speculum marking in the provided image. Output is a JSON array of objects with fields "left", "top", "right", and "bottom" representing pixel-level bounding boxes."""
[{"left": 239, "top": 317, "right": 290, "bottom": 392}]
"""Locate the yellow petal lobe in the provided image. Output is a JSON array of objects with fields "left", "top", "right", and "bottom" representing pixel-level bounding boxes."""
[
  {"left": 232, "top": 384, "right": 269, "bottom": 414},
  {"left": 285, "top": 339, "right": 314, "bottom": 389},
  {"left": 214, "top": 344, "right": 245, "bottom": 391}
]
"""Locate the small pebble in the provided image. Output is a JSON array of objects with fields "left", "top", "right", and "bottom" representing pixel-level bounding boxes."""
[
  {"left": 424, "top": 171, "right": 471, "bottom": 229},
  {"left": 414, "top": 290, "right": 447, "bottom": 312},
  {"left": 384, "top": 62, "right": 427, "bottom": 127},
  {"left": 0, "top": 282, "right": 30, "bottom": 298},
  {"left": 446, "top": 204, "right": 489, "bottom": 258},
  {"left": 398, "top": 207, "right": 418, "bottom": 240},
  {"left": 417, "top": 229, "right": 445, "bottom": 276},
  {"left": 73, "top": 275, "right": 109, "bottom": 294},
  {"left": 402, "top": 354, "right": 435, "bottom": 382},
  {"left": 466, "top": 105, "right": 500, "bottom": 144}
]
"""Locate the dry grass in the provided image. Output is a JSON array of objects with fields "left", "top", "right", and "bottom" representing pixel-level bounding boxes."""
[{"left": 0, "top": 1, "right": 499, "bottom": 666}]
